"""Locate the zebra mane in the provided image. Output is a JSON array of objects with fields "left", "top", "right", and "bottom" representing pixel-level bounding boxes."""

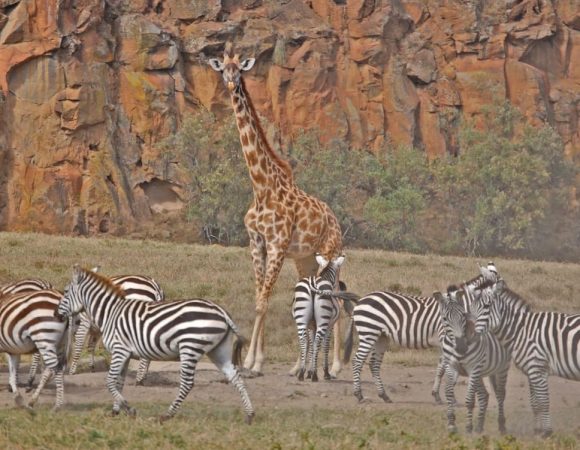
[
  {"left": 79, "top": 268, "right": 126, "bottom": 298},
  {"left": 496, "top": 282, "right": 531, "bottom": 314}
]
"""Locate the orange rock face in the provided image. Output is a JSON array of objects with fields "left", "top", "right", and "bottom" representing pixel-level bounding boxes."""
[{"left": 0, "top": 0, "right": 578, "bottom": 237}]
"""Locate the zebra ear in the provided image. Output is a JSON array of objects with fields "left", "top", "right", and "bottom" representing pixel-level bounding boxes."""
[
  {"left": 433, "top": 291, "right": 444, "bottom": 303},
  {"left": 72, "top": 264, "right": 82, "bottom": 282},
  {"left": 334, "top": 255, "right": 346, "bottom": 267},
  {"left": 90, "top": 266, "right": 101, "bottom": 273},
  {"left": 315, "top": 254, "right": 328, "bottom": 267}
]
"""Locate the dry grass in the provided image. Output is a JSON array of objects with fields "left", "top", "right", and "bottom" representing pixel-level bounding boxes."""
[{"left": 0, "top": 232, "right": 579, "bottom": 449}]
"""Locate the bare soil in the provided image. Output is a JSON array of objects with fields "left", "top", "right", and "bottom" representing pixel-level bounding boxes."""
[{"left": 2, "top": 359, "right": 579, "bottom": 438}]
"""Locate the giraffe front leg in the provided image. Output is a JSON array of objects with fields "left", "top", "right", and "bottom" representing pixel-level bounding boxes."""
[
  {"left": 330, "top": 315, "right": 343, "bottom": 378},
  {"left": 249, "top": 243, "right": 288, "bottom": 375},
  {"left": 243, "top": 234, "right": 266, "bottom": 373}
]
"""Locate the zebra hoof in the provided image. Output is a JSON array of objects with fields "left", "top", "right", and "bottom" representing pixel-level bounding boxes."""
[
  {"left": 432, "top": 392, "right": 442, "bottom": 404},
  {"left": 14, "top": 394, "right": 24, "bottom": 407},
  {"left": 7, "top": 385, "right": 14, "bottom": 394},
  {"left": 311, "top": 372, "right": 319, "bottom": 382},
  {"left": 244, "top": 413, "right": 254, "bottom": 425},
  {"left": 354, "top": 391, "right": 364, "bottom": 403},
  {"left": 25, "top": 385, "right": 35, "bottom": 393},
  {"left": 136, "top": 379, "right": 145, "bottom": 387},
  {"left": 379, "top": 393, "right": 392, "bottom": 403},
  {"left": 159, "top": 414, "right": 172, "bottom": 424},
  {"left": 51, "top": 405, "right": 62, "bottom": 413},
  {"left": 323, "top": 371, "right": 331, "bottom": 381},
  {"left": 448, "top": 425, "right": 458, "bottom": 434},
  {"left": 297, "top": 370, "right": 305, "bottom": 382},
  {"left": 127, "top": 407, "right": 137, "bottom": 418},
  {"left": 111, "top": 409, "right": 121, "bottom": 417}
]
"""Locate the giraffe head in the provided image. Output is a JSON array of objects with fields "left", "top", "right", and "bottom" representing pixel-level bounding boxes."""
[{"left": 208, "top": 43, "right": 256, "bottom": 92}]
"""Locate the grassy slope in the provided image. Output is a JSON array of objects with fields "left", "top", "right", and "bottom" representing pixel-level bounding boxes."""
[{"left": 0, "top": 232, "right": 579, "bottom": 449}]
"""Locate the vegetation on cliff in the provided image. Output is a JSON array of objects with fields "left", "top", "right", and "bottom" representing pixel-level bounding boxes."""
[{"left": 161, "top": 100, "right": 578, "bottom": 261}]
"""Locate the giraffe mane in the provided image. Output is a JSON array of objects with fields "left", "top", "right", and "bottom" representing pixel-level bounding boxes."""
[
  {"left": 241, "top": 77, "right": 294, "bottom": 180},
  {"left": 80, "top": 267, "right": 126, "bottom": 298}
]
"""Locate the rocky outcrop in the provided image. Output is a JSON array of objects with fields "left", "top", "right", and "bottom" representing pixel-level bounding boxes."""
[{"left": 0, "top": 0, "right": 578, "bottom": 237}]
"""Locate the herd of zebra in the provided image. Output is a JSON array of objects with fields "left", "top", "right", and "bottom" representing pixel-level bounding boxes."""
[{"left": 0, "top": 260, "right": 578, "bottom": 436}]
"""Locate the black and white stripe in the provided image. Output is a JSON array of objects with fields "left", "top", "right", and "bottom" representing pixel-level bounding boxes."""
[
  {"left": 57, "top": 266, "right": 254, "bottom": 423},
  {"left": 0, "top": 289, "right": 68, "bottom": 410},
  {"left": 0, "top": 278, "right": 55, "bottom": 392},
  {"left": 292, "top": 254, "right": 349, "bottom": 382},
  {"left": 472, "top": 271, "right": 580, "bottom": 437},
  {"left": 436, "top": 287, "right": 511, "bottom": 434},
  {"left": 69, "top": 272, "right": 165, "bottom": 385}
]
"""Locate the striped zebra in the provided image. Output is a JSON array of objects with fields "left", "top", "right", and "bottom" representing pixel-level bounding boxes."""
[
  {"left": 472, "top": 271, "right": 580, "bottom": 437},
  {"left": 56, "top": 266, "right": 254, "bottom": 423},
  {"left": 292, "top": 254, "right": 356, "bottom": 382},
  {"left": 0, "top": 289, "right": 69, "bottom": 410},
  {"left": 350, "top": 263, "right": 499, "bottom": 404},
  {"left": 435, "top": 287, "right": 511, "bottom": 434},
  {"left": 0, "top": 278, "right": 54, "bottom": 392},
  {"left": 69, "top": 271, "right": 165, "bottom": 385}
]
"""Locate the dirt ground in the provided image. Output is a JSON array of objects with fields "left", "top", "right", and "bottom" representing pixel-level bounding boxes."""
[{"left": 1, "top": 358, "right": 579, "bottom": 438}]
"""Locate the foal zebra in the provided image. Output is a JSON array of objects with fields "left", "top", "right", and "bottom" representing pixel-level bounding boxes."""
[
  {"left": 0, "top": 278, "right": 54, "bottom": 391},
  {"left": 56, "top": 266, "right": 254, "bottom": 423},
  {"left": 472, "top": 272, "right": 580, "bottom": 437},
  {"left": 69, "top": 272, "right": 165, "bottom": 385},
  {"left": 436, "top": 287, "right": 511, "bottom": 434},
  {"left": 0, "top": 289, "right": 69, "bottom": 410},
  {"left": 292, "top": 254, "right": 356, "bottom": 382}
]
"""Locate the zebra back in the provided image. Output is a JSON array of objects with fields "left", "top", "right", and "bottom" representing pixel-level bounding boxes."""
[
  {"left": 109, "top": 274, "right": 165, "bottom": 302},
  {"left": 0, "top": 278, "right": 53, "bottom": 298}
]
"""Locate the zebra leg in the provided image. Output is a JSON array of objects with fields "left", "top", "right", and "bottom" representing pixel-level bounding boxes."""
[
  {"left": 106, "top": 350, "right": 134, "bottom": 417},
  {"left": 464, "top": 368, "right": 485, "bottom": 434},
  {"left": 207, "top": 333, "right": 255, "bottom": 424},
  {"left": 306, "top": 328, "right": 314, "bottom": 379},
  {"left": 309, "top": 328, "right": 325, "bottom": 382},
  {"left": 369, "top": 335, "right": 391, "bottom": 403},
  {"left": 352, "top": 333, "right": 379, "bottom": 402},
  {"left": 474, "top": 375, "right": 489, "bottom": 433},
  {"left": 25, "top": 352, "right": 41, "bottom": 393},
  {"left": 69, "top": 318, "right": 91, "bottom": 375},
  {"left": 7, "top": 354, "right": 24, "bottom": 406},
  {"left": 490, "top": 367, "right": 509, "bottom": 434},
  {"left": 51, "top": 366, "right": 65, "bottom": 412},
  {"left": 160, "top": 351, "right": 199, "bottom": 422},
  {"left": 296, "top": 328, "right": 308, "bottom": 381},
  {"left": 135, "top": 358, "right": 151, "bottom": 386},
  {"left": 322, "top": 329, "right": 332, "bottom": 380},
  {"left": 431, "top": 355, "right": 446, "bottom": 404},
  {"left": 528, "top": 370, "right": 552, "bottom": 437},
  {"left": 444, "top": 363, "right": 459, "bottom": 433},
  {"left": 87, "top": 328, "right": 100, "bottom": 372}
]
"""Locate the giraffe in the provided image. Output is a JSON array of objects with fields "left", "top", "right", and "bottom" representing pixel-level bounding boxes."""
[{"left": 209, "top": 44, "right": 344, "bottom": 375}]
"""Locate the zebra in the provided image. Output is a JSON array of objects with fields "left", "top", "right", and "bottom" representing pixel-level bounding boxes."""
[
  {"left": 349, "top": 263, "right": 499, "bottom": 404},
  {"left": 471, "top": 270, "right": 580, "bottom": 437},
  {"left": 56, "top": 265, "right": 255, "bottom": 423},
  {"left": 435, "top": 287, "right": 511, "bottom": 434},
  {"left": 69, "top": 271, "right": 165, "bottom": 386},
  {"left": 0, "top": 277, "right": 54, "bottom": 392},
  {"left": 430, "top": 262, "right": 499, "bottom": 403},
  {"left": 0, "top": 289, "right": 69, "bottom": 410},
  {"left": 292, "top": 254, "right": 357, "bottom": 382}
]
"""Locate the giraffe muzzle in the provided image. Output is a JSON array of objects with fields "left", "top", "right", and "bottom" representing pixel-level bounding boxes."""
[{"left": 227, "top": 81, "right": 235, "bottom": 91}]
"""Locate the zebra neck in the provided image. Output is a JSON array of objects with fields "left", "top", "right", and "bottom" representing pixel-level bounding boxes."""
[{"left": 83, "top": 289, "right": 129, "bottom": 332}]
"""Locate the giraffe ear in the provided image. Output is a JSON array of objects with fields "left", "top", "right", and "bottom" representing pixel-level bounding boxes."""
[
  {"left": 315, "top": 254, "right": 328, "bottom": 267},
  {"left": 240, "top": 58, "right": 255, "bottom": 71},
  {"left": 208, "top": 58, "right": 225, "bottom": 72}
]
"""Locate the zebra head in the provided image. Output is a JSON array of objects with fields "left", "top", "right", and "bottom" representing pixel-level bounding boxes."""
[
  {"left": 56, "top": 265, "right": 87, "bottom": 320},
  {"left": 435, "top": 287, "right": 472, "bottom": 356},
  {"left": 471, "top": 280, "right": 504, "bottom": 334},
  {"left": 208, "top": 43, "right": 256, "bottom": 92}
]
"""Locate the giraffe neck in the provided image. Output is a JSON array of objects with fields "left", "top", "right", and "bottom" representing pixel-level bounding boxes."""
[{"left": 229, "top": 80, "right": 293, "bottom": 196}]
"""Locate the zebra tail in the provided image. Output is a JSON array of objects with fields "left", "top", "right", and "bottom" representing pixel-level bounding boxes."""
[
  {"left": 342, "top": 316, "right": 355, "bottom": 365},
  {"left": 60, "top": 316, "right": 75, "bottom": 371},
  {"left": 221, "top": 308, "right": 248, "bottom": 368}
]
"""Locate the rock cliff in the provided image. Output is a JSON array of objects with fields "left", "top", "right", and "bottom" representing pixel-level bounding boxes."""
[{"left": 0, "top": 0, "right": 578, "bottom": 238}]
